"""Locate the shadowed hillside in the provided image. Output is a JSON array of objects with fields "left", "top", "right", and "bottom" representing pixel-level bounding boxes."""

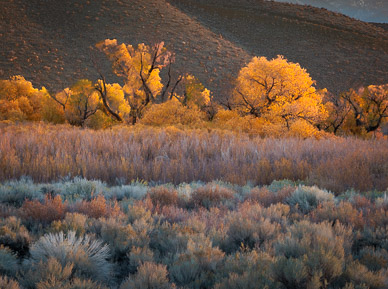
[
  {"left": 168, "top": 0, "right": 388, "bottom": 93},
  {"left": 1, "top": 0, "right": 387, "bottom": 96},
  {"left": 0, "top": 0, "right": 250, "bottom": 95},
  {"left": 275, "top": 0, "right": 388, "bottom": 23}
]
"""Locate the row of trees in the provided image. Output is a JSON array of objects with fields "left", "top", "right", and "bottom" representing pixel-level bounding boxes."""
[{"left": 0, "top": 39, "right": 386, "bottom": 136}]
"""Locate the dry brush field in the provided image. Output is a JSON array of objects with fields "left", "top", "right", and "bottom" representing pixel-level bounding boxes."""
[{"left": 0, "top": 123, "right": 387, "bottom": 193}]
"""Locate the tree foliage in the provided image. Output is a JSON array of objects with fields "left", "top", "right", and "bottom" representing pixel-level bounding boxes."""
[
  {"left": 0, "top": 76, "right": 47, "bottom": 122},
  {"left": 341, "top": 84, "right": 388, "bottom": 134},
  {"left": 53, "top": 80, "right": 100, "bottom": 127},
  {"left": 233, "top": 55, "right": 327, "bottom": 133},
  {"left": 96, "top": 39, "right": 176, "bottom": 124}
]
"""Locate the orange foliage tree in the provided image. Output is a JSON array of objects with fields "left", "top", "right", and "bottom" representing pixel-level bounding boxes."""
[
  {"left": 0, "top": 76, "right": 48, "bottom": 122},
  {"left": 96, "top": 39, "right": 182, "bottom": 124},
  {"left": 341, "top": 84, "right": 388, "bottom": 134},
  {"left": 52, "top": 79, "right": 100, "bottom": 127},
  {"left": 232, "top": 56, "right": 327, "bottom": 135}
]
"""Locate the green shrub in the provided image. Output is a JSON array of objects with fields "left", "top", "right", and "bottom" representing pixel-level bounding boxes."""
[
  {"left": 287, "top": 185, "right": 334, "bottom": 213},
  {"left": 99, "top": 218, "right": 137, "bottom": 261},
  {"left": 215, "top": 251, "right": 275, "bottom": 289},
  {"left": 58, "top": 177, "right": 106, "bottom": 201},
  {"left": 20, "top": 257, "right": 73, "bottom": 289},
  {"left": 0, "top": 177, "right": 42, "bottom": 206},
  {"left": 274, "top": 220, "right": 348, "bottom": 288},
  {"left": 169, "top": 237, "right": 224, "bottom": 289},
  {"left": 0, "top": 246, "right": 18, "bottom": 277},
  {"left": 128, "top": 246, "right": 154, "bottom": 274}
]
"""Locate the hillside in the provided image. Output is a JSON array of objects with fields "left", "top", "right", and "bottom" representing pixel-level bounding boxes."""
[
  {"left": 168, "top": 0, "right": 388, "bottom": 93},
  {"left": 1, "top": 0, "right": 387, "bottom": 97},
  {"left": 275, "top": 0, "right": 388, "bottom": 23}
]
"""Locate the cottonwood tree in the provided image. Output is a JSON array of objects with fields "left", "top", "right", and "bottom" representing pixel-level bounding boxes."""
[
  {"left": 341, "top": 84, "right": 388, "bottom": 134},
  {"left": 0, "top": 76, "right": 47, "bottom": 121},
  {"left": 233, "top": 56, "right": 327, "bottom": 132},
  {"left": 95, "top": 39, "right": 182, "bottom": 124},
  {"left": 319, "top": 89, "right": 352, "bottom": 134},
  {"left": 53, "top": 80, "right": 100, "bottom": 127}
]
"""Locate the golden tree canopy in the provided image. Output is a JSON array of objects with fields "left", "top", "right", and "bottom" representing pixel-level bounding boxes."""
[
  {"left": 96, "top": 39, "right": 168, "bottom": 106},
  {"left": 233, "top": 55, "right": 327, "bottom": 130},
  {"left": 0, "top": 75, "right": 47, "bottom": 121}
]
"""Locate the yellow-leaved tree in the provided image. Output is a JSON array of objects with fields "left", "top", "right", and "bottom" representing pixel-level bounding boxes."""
[
  {"left": 341, "top": 84, "right": 388, "bottom": 135},
  {"left": 52, "top": 79, "right": 100, "bottom": 127},
  {"left": 0, "top": 76, "right": 48, "bottom": 122},
  {"left": 96, "top": 39, "right": 180, "bottom": 124},
  {"left": 233, "top": 56, "right": 327, "bottom": 136}
]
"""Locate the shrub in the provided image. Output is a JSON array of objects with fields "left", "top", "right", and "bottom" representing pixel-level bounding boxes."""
[
  {"left": 20, "top": 195, "right": 67, "bottom": 225},
  {"left": 343, "top": 261, "right": 387, "bottom": 289},
  {"left": 66, "top": 278, "right": 109, "bottom": 289},
  {"left": 149, "top": 222, "right": 188, "bottom": 262},
  {"left": 59, "top": 177, "right": 106, "bottom": 201},
  {"left": 247, "top": 186, "right": 294, "bottom": 207},
  {"left": 49, "top": 212, "right": 88, "bottom": 235},
  {"left": 21, "top": 258, "right": 109, "bottom": 289},
  {"left": 310, "top": 201, "right": 364, "bottom": 229},
  {"left": 27, "top": 231, "right": 112, "bottom": 283},
  {"left": 274, "top": 220, "right": 348, "bottom": 288},
  {"left": 0, "top": 216, "right": 31, "bottom": 257},
  {"left": 191, "top": 184, "right": 234, "bottom": 209},
  {"left": 215, "top": 250, "right": 275, "bottom": 289},
  {"left": 148, "top": 187, "right": 179, "bottom": 208},
  {"left": 223, "top": 216, "right": 257, "bottom": 252},
  {"left": 0, "top": 276, "right": 20, "bottom": 289},
  {"left": 74, "top": 194, "right": 121, "bottom": 219},
  {"left": 286, "top": 185, "right": 334, "bottom": 213},
  {"left": 272, "top": 257, "right": 309, "bottom": 289},
  {"left": 105, "top": 183, "right": 148, "bottom": 201},
  {"left": 128, "top": 246, "right": 154, "bottom": 274},
  {"left": 0, "top": 246, "right": 18, "bottom": 277},
  {"left": 169, "top": 237, "right": 224, "bottom": 289},
  {"left": 0, "top": 177, "right": 42, "bottom": 206},
  {"left": 352, "top": 226, "right": 388, "bottom": 255},
  {"left": 119, "top": 262, "right": 175, "bottom": 289},
  {"left": 20, "top": 257, "right": 73, "bottom": 289},
  {"left": 99, "top": 218, "right": 137, "bottom": 261},
  {"left": 358, "top": 247, "right": 388, "bottom": 272}
]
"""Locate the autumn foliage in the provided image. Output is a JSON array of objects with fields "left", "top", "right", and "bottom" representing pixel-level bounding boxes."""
[{"left": 1, "top": 39, "right": 386, "bottom": 137}]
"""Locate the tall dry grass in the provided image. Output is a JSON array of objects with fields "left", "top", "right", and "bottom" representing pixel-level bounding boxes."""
[{"left": 0, "top": 123, "right": 387, "bottom": 193}]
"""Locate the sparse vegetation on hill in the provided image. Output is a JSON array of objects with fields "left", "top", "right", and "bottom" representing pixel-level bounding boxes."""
[{"left": 1, "top": 0, "right": 387, "bottom": 96}]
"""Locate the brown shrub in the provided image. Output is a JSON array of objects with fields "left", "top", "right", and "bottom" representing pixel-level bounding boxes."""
[
  {"left": 310, "top": 202, "right": 364, "bottom": 229},
  {"left": 19, "top": 195, "right": 67, "bottom": 224},
  {"left": 247, "top": 186, "right": 294, "bottom": 207},
  {"left": 148, "top": 187, "right": 179, "bottom": 208},
  {"left": 0, "top": 124, "right": 387, "bottom": 193},
  {"left": 191, "top": 185, "right": 234, "bottom": 209},
  {"left": 74, "top": 194, "right": 121, "bottom": 219}
]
